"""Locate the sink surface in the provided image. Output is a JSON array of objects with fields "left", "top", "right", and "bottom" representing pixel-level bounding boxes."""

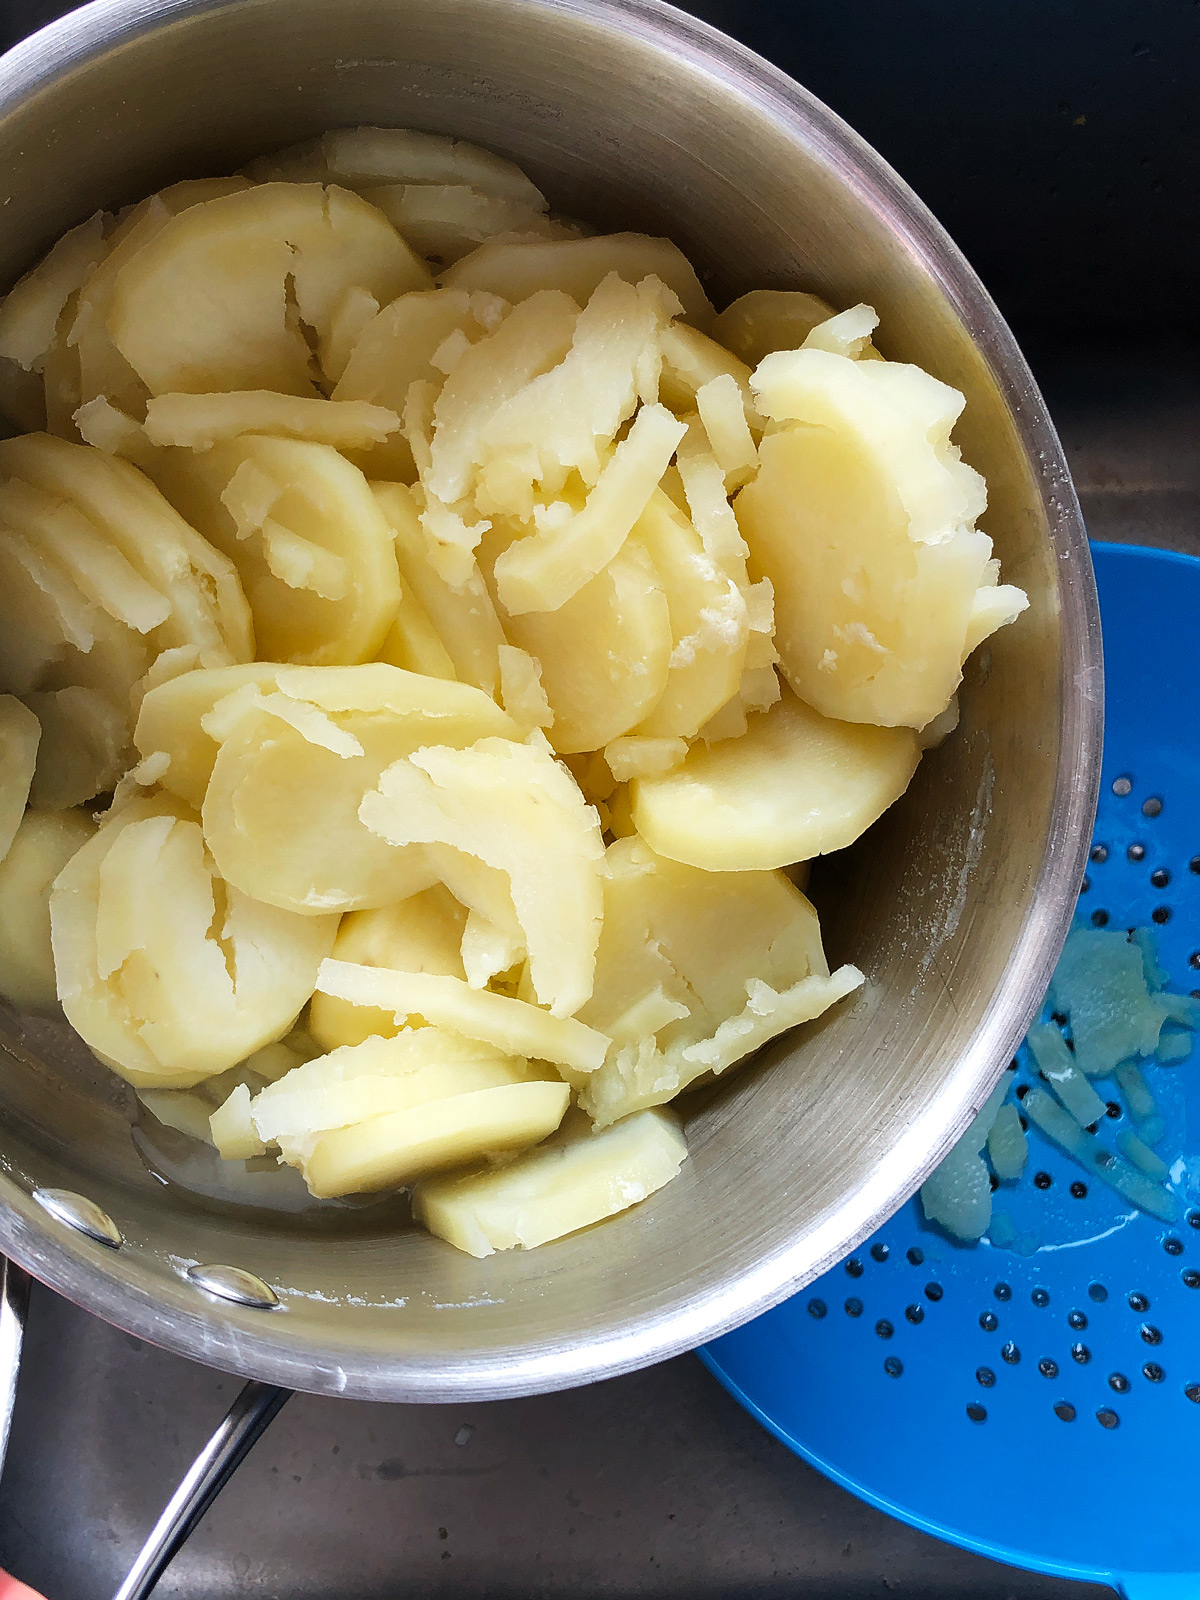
[{"left": 0, "top": 1, "right": 1196, "bottom": 1594}]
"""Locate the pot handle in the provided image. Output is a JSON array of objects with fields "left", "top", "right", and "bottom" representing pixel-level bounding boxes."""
[
  {"left": 0, "top": 1256, "right": 30, "bottom": 1475},
  {"left": 112, "top": 1379, "right": 291, "bottom": 1600}
]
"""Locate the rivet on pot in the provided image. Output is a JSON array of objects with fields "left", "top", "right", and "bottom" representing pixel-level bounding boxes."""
[
  {"left": 186, "top": 1264, "right": 279, "bottom": 1309},
  {"left": 33, "top": 1188, "right": 122, "bottom": 1249}
]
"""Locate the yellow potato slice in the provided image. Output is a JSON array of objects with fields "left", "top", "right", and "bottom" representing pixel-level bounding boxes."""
[
  {"left": 149, "top": 435, "right": 400, "bottom": 665},
  {"left": 24, "top": 686, "right": 129, "bottom": 808},
  {"left": 0, "top": 432, "right": 252, "bottom": 667},
  {"left": 442, "top": 235, "right": 714, "bottom": 330},
  {"left": 0, "top": 807, "right": 94, "bottom": 1009},
  {"left": 738, "top": 347, "right": 1026, "bottom": 727},
  {"left": 0, "top": 357, "right": 47, "bottom": 433},
  {"left": 631, "top": 489, "right": 748, "bottom": 739},
  {"left": 38, "top": 607, "right": 155, "bottom": 737},
  {"left": 633, "top": 687, "right": 921, "bottom": 871},
  {"left": 201, "top": 666, "right": 516, "bottom": 913},
  {"left": 50, "top": 796, "right": 338, "bottom": 1086},
  {"left": 374, "top": 483, "right": 506, "bottom": 695},
  {"left": 0, "top": 518, "right": 99, "bottom": 694},
  {"left": 315, "top": 126, "right": 548, "bottom": 210},
  {"left": 208, "top": 1082, "right": 266, "bottom": 1158},
  {"left": 603, "top": 736, "right": 686, "bottom": 783},
  {"left": 493, "top": 534, "right": 673, "bottom": 753},
  {"left": 363, "top": 183, "right": 571, "bottom": 263},
  {"left": 360, "top": 735, "right": 605, "bottom": 1016},
  {"left": 0, "top": 212, "right": 107, "bottom": 373},
  {"left": 134, "top": 663, "right": 289, "bottom": 807},
  {"left": 0, "top": 695, "right": 41, "bottom": 860},
  {"left": 315, "top": 962, "right": 609, "bottom": 1072},
  {"left": 414, "top": 1105, "right": 688, "bottom": 1256},
  {"left": 108, "top": 183, "right": 432, "bottom": 396},
  {"left": 658, "top": 322, "right": 758, "bottom": 432},
  {"left": 492, "top": 402, "right": 686, "bottom": 615},
  {"left": 333, "top": 289, "right": 498, "bottom": 480},
  {"left": 308, "top": 888, "right": 467, "bottom": 1050},
  {"left": 496, "top": 644, "right": 553, "bottom": 734},
  {"left": 710, "top": 289, "right": 837, "bottom": 367},
  {"left": 374, "top": 582, "right": 458, "bottom": 681},
  {"left": 251, "top": 1028, "right": 532, "bottom": 1144},
  {"left": 142, "top": 391, "right": 400, "bottom": 451},
  {"left": 299, "top": 1078, "right": 570, "bottom": 1198}
]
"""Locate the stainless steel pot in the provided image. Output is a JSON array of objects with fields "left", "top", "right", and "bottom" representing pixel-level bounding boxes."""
[{"left": 0, "top": 0, "right": 1099, "bottom": 1417}]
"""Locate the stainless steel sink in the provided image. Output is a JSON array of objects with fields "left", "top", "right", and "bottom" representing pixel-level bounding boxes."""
[{"left": 0, "top": 0, "right": 1195, "bottom": 1594}]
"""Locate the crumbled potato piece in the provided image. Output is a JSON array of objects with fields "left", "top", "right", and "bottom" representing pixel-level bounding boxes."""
[
  {"left": 308, "top": 888, "right": 468, "bottom": 1050},
  {"left": 50, "top": 796, "right": 338, "bottom": 1086},
  {"left": 443, "top": 234, "right": 714, "bottom": 330},
  {"left": 0, "top": 808, "right": 95, "bottom": 1009},
  {"left": 0, "top": 695, "right": 41, "bottom": 859},
  {"left": 109, "top": 183, "right": 432, "bottom": 396},
  {"left": 633, "top": 686, "right": 920, "bottom": 871},
  {"left": 739, "top": 344, "right": 1026, "bottom": 727},
  {"left": 414, "top": 1106, "right": 688, "bottom": 1256},
  {"left": 360, "top": 734, "right": 604, "bottom": 1016},
  {"left": 150, "top": 435, "right": 401, "bottom": 665}
]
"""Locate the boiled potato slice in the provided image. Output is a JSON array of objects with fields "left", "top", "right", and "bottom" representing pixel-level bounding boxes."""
[
  {"left": 632, "top": 687, "right": 920, "bottom": 870},
  {"left": 142, "top": 391, "right": 400, "bottom": 451},
  {"left": 492, "top": 535, "right": 673, "bottom": 753},
  {"left": 0, "top": 357, "right": 46, "bottom": 433},
  {"left": 658, "top": 322, "right": 758, "bottom": 430},
  {"left": 334, "top": 289, "right": 498, "bottom": 480},
  {"left": 374, "top": 483, "right": 506, "bottom": 696},
  {"left": 0, "top": 432, "right": 253, "bottom": 667},
  {"left": 0, "top": 696, "right": 41, "bottom": 859},
  {"left": 50, "top": 796, "right": 338, "bottom": 1086},
  {"left": 250, "top": 1028, "right": 531, "bottom": 1144},
  {"left": 24, "top": 686, "right": 129, "bottom": 807},
  {"left": 363, "top": 184, "right": 569, "bottom": 263},
  {"left": 493, "top": 402, "right": 686, "bottom": 615},
  {"left": 308, "top": 887, "right": 467, "bottom": 1050},
  {"left": 710, "top": 289, "right": 837, "bottom": 367},
  {"left": 109, "top": 183, "right": 432, "bottom": 396},
  {"left": 0, "top": 807, "right": 94, "bottom": 1009},
  {"left": 298, "top": 1079, "right": 570, "bottom": 1198},
  {"left": 315, "top": 962, "right": 609, "bottom": 1072},
  {"left": 359, "top": 734, "right": 605, "bottom": 1016},
  {"left": 38, "top": 606, "right": 154, "bottom": 731},
  {"left": 201, "top": 666, "right": 516, "bottom": 913},
  {"left": 496, "top": 645, "right": 553, "bottom": 734},
  {"left": 0, "top": 519, "right": 98, "bottom": 694},
  {"left": 0, "top": 212, "right": 107, "bottom": 373},
  {"left": 149, "top": 435, "right": 400, "bottom": 665},
  {"left": 414, "top": 1106, "right": 688, "bottom": 1256},
  {"left": 738, "top": 346, "right": 1026, "bottom": 727},
  {"left": 134, "top": 663, "right": 289, "bottom": 807},
  {"left": 442, "top": 235, "right": 713, "bottom": 330},
  {"left": 631, "top": 489, "right": 748, "bottom": 739},
  {"left": 603, "top": 736, "right": 686, "bottom": 782},
  {"left": 317, "top": 126, "right": 548, "bottom": 210}
]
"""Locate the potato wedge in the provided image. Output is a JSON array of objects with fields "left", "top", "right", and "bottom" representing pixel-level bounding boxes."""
[
  {"left": 307, "top": 888, "right": 468, "bottom": 1050},
  {"left": 414, "top": 1106, "right": 688, "bottom": 1256},
  {"left": 442, "top": 235, "right": 714, "bottom": 330},
  {"left": 109, "top": 183, "right": 432, "bottom": 396},
  {"left": 201, "top": 666, "right": 516, "bottom": 913},
  {"left": 632, "top": 686, "right": 921, "bottom": 871},
  {"left": 299, "top": 1078, "right": 570, "bottom": 1198},
  {"left": 0, "top": 695, "right": 41, "bottom": 860},
  {"left": 0, "top": 807, "right": 94, "bottom": 1010},
  {"left": 149, "top": 435, "right": 400, "bottom": 665},
  {"left": 50, "top": 796, "right": 338, "bottom": 1085},
  {"left": 738, "top": 347, "right": 1026, "bottom": 727},
  {"left": 360, "top": 735, "right": 605, "bottom": 1016}
]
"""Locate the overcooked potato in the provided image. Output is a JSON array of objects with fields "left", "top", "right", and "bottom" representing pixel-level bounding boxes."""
[
  {"left": 0, "top": 126, "right": 1027, "bottom": 1254},
  {"left": 50, "top": 795, "right": 338, "bottom": 1085}
]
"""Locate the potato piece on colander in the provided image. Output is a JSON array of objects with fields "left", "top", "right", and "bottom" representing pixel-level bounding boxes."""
[
  {"left": 0, "top": 695, "right": 41, "bottom": 860},
  {"left": 0, "top": 807, "right": 95, "bottom": 1010}
]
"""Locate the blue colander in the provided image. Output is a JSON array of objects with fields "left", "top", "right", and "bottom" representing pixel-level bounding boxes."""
[{"left": 702, "top": 541, "right": 1200, "bottom": 1600}]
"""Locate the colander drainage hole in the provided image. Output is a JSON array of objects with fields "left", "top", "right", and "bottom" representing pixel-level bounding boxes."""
[
  {"left": 1141, "top": 1324, "right": 1163, "bottom": 1346},
  {"left": 844, "top": 1298, "right": 863, "bottom": 1318},
  {"left": 1183, "top": 1269, "right": 1200, "bottom": 1289},
  {"left": 870, "top": 1243, "right": 889, "bottom": 1262},
  {"left": 1082, "top": 876, "right": 1091, "bottom": 894},
  {"left": 1143, "top": 1363, "right": 1165, "bottom": 1383},
  {"left": 1038, "top": 1358, "right": 1059, "bottom": 1379},
  {"left": 1128, "top": 1292, "right": 1150, "bottom": 1312},
  {"left": 1152, "top": 906, "right": 1171, "bottom": 925},
  {"left": 1185, "top": 1384, "right": 1200, "bottom": 1403},
  {"left": 1189, "top": 953, "right": 1200, "bottom": 971},
  {"left": 1190, "top": 855, "right": 1200, "bottom": 875},
  {"left": 1071, "top": 1343, "right": 1091, "bottom": 1364},
  {"left": 906, "top": 1246, "right": 924, "bottom": 1266},
  {"left": 1151, "top": 868, "right": 1171, "bottom": 888},
  {"left": 1163, "top": 1236, "right": 1183, "bottom": 1256},
  {"left": 1188, "top": 1211, "right": 1200, "bottom": 1231},
  {"left": 1091, "top": 909, "right": 1111, "bottom": 928},
  {"left": 1034, "top": 1171, "right": 1052, "bottom": 1190},
  {"left": 884, "top": 1357, "right": 903, "bottom": 1378},
  {"left": 1068, "top": 1311, "right": 1088, "bottom": 1331},
  {"left": 979, "top": 1311, "right": 999, "bottom": 1332},
  {"left": 1054, "top": 1402, "right": 1076, "bottom": 1422},
  {"left": 875, "top": 1320, "right": 893, "bottom": 1340},
  {"left": 976, "top": 1367, "right": 996, "bottom": 1388},
  {"left": 1071, "top": 1182, "right": 1089, "bottom": 1198},
  {"left": 905, "top": 1304, "right": 924, "bottom": 1325},
  {"left": 1113, "top": 776, "right": 1133, "bottom": 797},
  {"left": 1097, "top": 1408, "right": 1121, "bottom": 1430},
  {"left": 1129, "top": 843, "right": 1147, "bottom": 862},
  {"left": 925, "top": 1282, "right": 944, "bottom": 1302},
  {"left": 1090, "top": 844, "right": 1108, "bottom": 864},
  {"left": 1142, "top": 796, "right": 1163, "bottom": 818},
  {"left": 993, "top": 1283, "right": 1012, "bottom": 1302},
  {"left": 1106, "top": 1102, "right": 1122, "bottom": 1120},
  {"left": 1089, "top": 1283, "right": 1109, "bottom": 1302},
  {"left": 1001, "top": 1342, "right": 1021, "bottom": 1365},
  {"left": 1109, "top": 1373, "right": 1131, "bottom": 1393},
  {"left": 966, "top": 1404, "right": 987, "bottom": 1423},
  {"left": 1032, "top": 1289, "right": 1051, "bottom": 1307},
  {"left": 807, "top": 1299, "right": 827, "bottom": 1319},
  {"left": 845, "top": 1257, "right": 864, "bottom": 1279}
]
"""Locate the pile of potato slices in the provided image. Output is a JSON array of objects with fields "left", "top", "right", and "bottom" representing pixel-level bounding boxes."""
[{"left": 0, "top": 127, "right": 1027, "bottom": 1257}]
